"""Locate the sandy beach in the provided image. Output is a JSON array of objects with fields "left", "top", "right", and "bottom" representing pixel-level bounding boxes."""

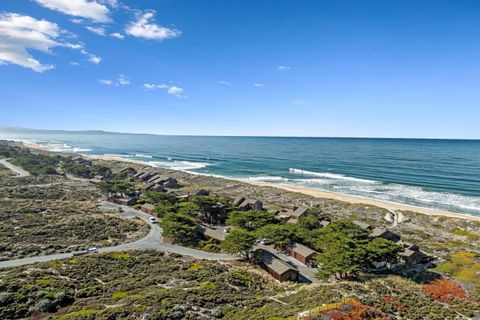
[{"left": 16, "top": 140, "right": 480, "bottom": 223}]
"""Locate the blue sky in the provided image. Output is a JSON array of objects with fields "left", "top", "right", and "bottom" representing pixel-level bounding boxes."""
[{"left": 1, "top": 0, "right": 479, "bottom": 138}]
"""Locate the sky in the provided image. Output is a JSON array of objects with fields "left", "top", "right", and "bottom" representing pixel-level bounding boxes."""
[{"left": 1, "top": 0, "right": 479, "bottom": 139}]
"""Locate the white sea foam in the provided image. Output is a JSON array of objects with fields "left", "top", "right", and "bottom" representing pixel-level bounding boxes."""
[
  {"left": 42, "top": 143, "right": 92, "bottom": 153},
  {"left": 289, "top": 176, "right": 480, "bottom": 214},
  {"left": 247, "top": 176, "right": 289, "bottom": 183},
  {"left": 289, "top": 168, "right": 376, "bottom": 183},
  {"left": 134, "top": 154, "right": 153, "bottom": 158},
  {"left": 149, "top": 160, "right": 211, "bottom": 171}
]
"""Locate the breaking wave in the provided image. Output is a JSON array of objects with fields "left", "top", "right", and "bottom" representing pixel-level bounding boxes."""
[
  {"left": 149, "top": 160, "right": 211, "bottom": 171},
  {"left": 289, "top": 168, "right": 376, "bottom": 183}
]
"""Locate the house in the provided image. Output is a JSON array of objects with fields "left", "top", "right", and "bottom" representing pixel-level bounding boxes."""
[
  {"left": 319, "top": 220, "right": 331, "bottom": 228},
  {"left": 133, "top": 171, "right": 145, "bottom": 179},
  {"left": 161, "top": 177, "right": 181, "bottom": 189},
  {"left": 287, "top": 242, "right": 318, "bottom": 265},
  {"left": 353, "top": 220, "right": 373, "bottom": 230},
  {"left": 139, "top": 172, "right": 154, "bottom": 182},
  {"left": 257, "top": 249, "right": 299, "bottom": 282},
  {"left": 239, "top": 199, "right": 263, "bottom": 211},
  {"left": 186, "top": 189, "right": 210, "bottom": 201},
  {"left": 370, "top": 227, "right": 401, "bottom": 242},
  {"left": 141, "top": 203, "right": 155, "bottom": 215},
  {"left": 276, "top": 210, "right": 295, "bottom": 222},
  {"left": 399, "top": 249, "right": 428, "bottom": 266},
  {"left": 291, "top": 206, "right": 309, "bottom": 219},
  {"left": 116, "top": 197, "right": 137, "bottom": 206},
  {"left": 198, "top": 225, "right": 226, "bottom": 243},
  {"left": 233, "top": 196, "right": 246, "bottom": 207},
  {"left": 146, "top": 173, "right": 161, "bottom": 183},
  {"left": 117, "top": 167, "right": 136, "bottom": 178}
]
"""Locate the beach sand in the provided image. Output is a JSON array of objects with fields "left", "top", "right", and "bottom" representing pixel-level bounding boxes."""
[{"left": 17, "top": 140, "right": 480, "bottom": 223}]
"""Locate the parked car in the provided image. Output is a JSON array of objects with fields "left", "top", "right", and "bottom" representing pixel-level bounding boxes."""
[
  {"left": 149, "top": 217, "right": 158, "bottom": 224},
  {"left": 88, "top": 247, "right": 98, "bottom": 253}
]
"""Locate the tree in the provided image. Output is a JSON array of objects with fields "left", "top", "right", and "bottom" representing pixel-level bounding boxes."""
[
  {"left": 256, "top": 224, "right": 298, "bottom": 249},
  {"left": 97, "top": 180, "right": 134, "bottom": 196},
  {"left": 315, "top": 233, "right": 367, "bottom": 280},
  {"left": 314, "top": 220, "right": 371, "bottom": 280},
  {"left": 297, "top": 206, "right": 332, "bottom": 230},
  {"left": 142, "top": 191, "right": 178, "bottom": 206},
  {"left": 226, "top": 210, "right": 277, "bottom": 231},
  {"left": 161, "top": 213, "right": 198, "bottom": 245},
  {"left": 221, "top": 229, "right": 257, "bottom": 260},
  {"left": 193, "top": 196, "right": 231, "bottom": 224},
  {"left": 365, "top": 238, "right": 400, "bottom": 264}
]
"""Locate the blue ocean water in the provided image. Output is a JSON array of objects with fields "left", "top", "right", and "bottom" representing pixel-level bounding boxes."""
[{"left": 1, "top": 129, "right": 480, "bottom": 217}]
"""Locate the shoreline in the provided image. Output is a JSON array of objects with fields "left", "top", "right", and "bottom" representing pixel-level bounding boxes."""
[{"left": 15, "top": 140, "right": 480, "bottom": 223}]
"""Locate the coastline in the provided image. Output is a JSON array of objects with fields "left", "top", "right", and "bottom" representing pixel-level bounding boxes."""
[{"left": 16, "top": 140, "right": 480, "bottom": 223}]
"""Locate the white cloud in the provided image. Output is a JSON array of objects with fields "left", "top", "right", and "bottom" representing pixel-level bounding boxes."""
[
  {"left": 253, "top": 83, "right": 266, "bottom": 87},
  {"left": 99, "top": 79, "right": 112, "bottom": 85},
  {"left": 70, "top": 18, "right": 85, "bottom": 24},
  {"left": 143, "top": 83, "right": 185, "bottom": 97},
  {"left": 70, "top": 61, "right": 80, "bottom": 66},
  {"left": 117, "top": 74, "right": 130, "bottom": 85},
  {"left": 85, "top": 25, "right": 106, "bottom": 36},
  {"left": 80, "top": 49, "right": 102, "bottom": 64},
  {"left": 89, "top": 54, "right": 102, "bottom": 64},
  {"left": 99, "top": 74, "right": 130, "bottom": 86},
  {"left": 125, "top": 10, "right": 181, "bottom": 40},
  {"left": 277, "top": 65, "right": 291, "bottom": 71},
  {"left": 0, "top": 12, "right": 81, "bottom": 72},
  {"left": 110, "top": 32, "right": 124, "bottom": 39},
  {"left": 219, "top": 81, "right": 232, "bottom": 87},
  {"left": 34, "top": 0, "right": 111, "bottom": 23},
  {"left": 293, "top": 99, "right": 306, "bottom": 105}
]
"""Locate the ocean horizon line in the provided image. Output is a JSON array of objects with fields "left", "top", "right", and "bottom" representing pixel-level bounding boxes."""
[{"left": 1, "top": 127, "right": 479, "bottom": 141}]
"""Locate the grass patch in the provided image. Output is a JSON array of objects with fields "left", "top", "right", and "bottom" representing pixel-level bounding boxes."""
[
  {"left": 110, "top": 253, "right": 131, "bottom": 260},
  {"left": 188, "top": 261, "right": 204, "bottom": 271},
  {"left": 111, "top": 291, "right": 129, "bottom": 300},
  {"left": 35, "top": 276, "right": 53, "bottom": 286},
  {"left": 451, "top": 228, "right": 480, "bottom": 241},
  {"left": 57, "top": 309, "right": 100, "bottom": 320},
  {"left": 200, "top": 282, "right": 216, "bottom": 290}
]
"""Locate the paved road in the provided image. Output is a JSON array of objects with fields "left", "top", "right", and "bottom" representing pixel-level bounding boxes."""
[
  {"left": 0, "top": 202, "right": 235, "bottom": 269},
  {"left": 0, "top": 158, "right": 30, "bottom": 177},
  {"left": 257, "top": 244, "right": 318, "bottom": 284}
]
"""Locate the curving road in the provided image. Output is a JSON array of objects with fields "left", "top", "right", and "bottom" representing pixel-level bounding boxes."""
[
  {"left": 0, "top": 202, "right": 235, "bottom": 270},
  {"left": 0, "top": 158, "right": 30, "bottom": 177}
]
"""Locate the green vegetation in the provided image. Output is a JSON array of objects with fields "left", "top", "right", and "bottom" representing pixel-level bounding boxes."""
[
  {"left": 451, "top": 228, "right": 480, "bottom": 241},
  {"left": 226, "top": 210, "right": 278, "bottom": 231},
  {"left": 315, "top": 220, "right": 399, "bottom": 279},
  {"left": 221, "top": 229, "right": 256, "bottom": 260},
  {"left": 162, "top": 212, "right": 198, "bottom": 245},
  {"left": 255, "top": 223, "right": 298, "bottom": 249}
]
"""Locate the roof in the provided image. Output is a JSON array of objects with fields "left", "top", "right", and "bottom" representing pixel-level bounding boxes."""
[
  {"left": 198, "top": 225, "right": 225, "bottom": 241},
  {"left": 258, "top": 249, "right": 297, "bottom": 275},
  {"left": 352, "top": 220, "right": 371, "bottom": 230},
  {"left": 233, "top": 196, "right": 246, "bottom": 206},
  {"left": 291, "top": 206, "right": 309, "bottom": 218},
  {"left": 141, "top": 203, "right": 155, "bottom": 211},
  {"left": 288, "top": 242, "right": 316, "bottom": 257},
  {"left": 370, "top": 227, "right": 400, "bottom": 239},
  {"left": 240, "top": 198, "right": 262, "bottom": 207}
]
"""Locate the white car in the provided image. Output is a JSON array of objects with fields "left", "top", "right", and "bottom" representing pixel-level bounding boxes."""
[
  {"left": 88, "top": 247, "right": 98, "bottom": 253},
  {"left": 149, "top": 217, "right": 158, "bottom": 224}
]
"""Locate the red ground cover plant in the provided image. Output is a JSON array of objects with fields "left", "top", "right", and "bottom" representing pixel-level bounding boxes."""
[
  {"left": 422, "top": 278, "right": 467, "bottom": 303},
  {"left": 304, "top": 299, "right": 394, "bottom": 320},
  {"left": 382, "top": 295, "right": 405, "bottom": 311}
]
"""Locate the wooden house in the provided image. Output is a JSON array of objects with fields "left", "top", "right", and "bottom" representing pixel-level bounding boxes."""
[
  {"left": 287, "top": 242, "right": 318, "bottom": 265},
  {"left": 257, "top": 249, "right": 299, "bottom": 282},
  {"left": 141, "top": 203, "right": 155, "bottom": 215}
]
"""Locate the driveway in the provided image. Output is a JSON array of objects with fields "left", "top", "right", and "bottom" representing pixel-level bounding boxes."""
[
  {"left": 0, "top": 158, "right": 30, "bottom": 177},
  {"left": 0, "top": 202, "right": 235, "bottom": 270}
]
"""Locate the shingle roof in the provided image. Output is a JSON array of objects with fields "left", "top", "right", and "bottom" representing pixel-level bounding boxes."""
[
  {"left": 141, "top": 203, "right": 155, "bottom": 211},
  {"left": 198, "top": 225, "right": 225, "bottom": 242},
  {"left": 289, "top": 242, "right": 316, "bottom": 257},
  {"left": 258, "top": 249, "right": 297, "bottom": 275},
  {"left": 291, "top": 206, "right": 309, "bottom": 218}
]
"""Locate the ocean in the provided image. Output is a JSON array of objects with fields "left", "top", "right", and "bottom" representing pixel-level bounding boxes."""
[{"left": 1, "top": 129, "right": 480, "bottom": 217}]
